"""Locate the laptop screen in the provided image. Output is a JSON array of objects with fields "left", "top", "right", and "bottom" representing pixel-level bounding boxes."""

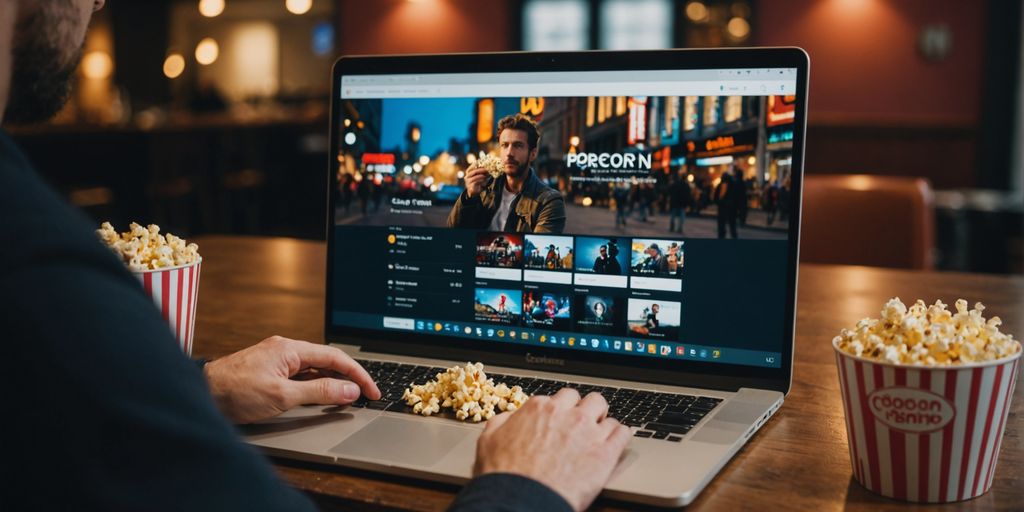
[{"left": 329, "top": 64, "right": 799, "bottom": 372}]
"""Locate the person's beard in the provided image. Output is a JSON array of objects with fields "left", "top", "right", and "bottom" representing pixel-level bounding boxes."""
[
  {"left": 504, "top": 156, "right": 530, "bottom": 179},
  {"left": 6, "top": 3, "right": 84, "bottom": 125}
]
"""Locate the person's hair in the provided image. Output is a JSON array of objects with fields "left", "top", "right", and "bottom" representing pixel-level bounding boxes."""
[{"left": 497, "top": 113, "right": 541, "bottom": 150}]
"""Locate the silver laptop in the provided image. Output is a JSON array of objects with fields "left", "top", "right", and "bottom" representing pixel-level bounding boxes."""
[{"left": 244, "top": 48, "right": 808, "bottom": 507}]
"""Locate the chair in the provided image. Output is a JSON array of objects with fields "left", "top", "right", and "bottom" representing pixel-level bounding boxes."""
[{"left": 800, "top": 174, "right": 934, "bottom": 270}]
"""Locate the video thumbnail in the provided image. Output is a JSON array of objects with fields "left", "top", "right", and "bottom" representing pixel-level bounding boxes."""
[
  {"left": 474, "top": 288, "right": 521, "bottom": 325},
  {"left": 522, "top": 288, "right": 572, "bottom": 329},
  {"left": 476, "top": 232, "right": 523, "bottom": 268},
  {"left": 627, "top": 298, "right": 681, "bottom": 339},
  {"left": 574, "top": 237, "right": 629, "bottom": 275},
  {"left": 524, "top": 235, "right": 574, "bottom": 271},
  {"left": 630, "top": 239, "right": 684, "bottom": 278},
  {"left": 575, "top": 294, "right": 624, "bottom": 334}
]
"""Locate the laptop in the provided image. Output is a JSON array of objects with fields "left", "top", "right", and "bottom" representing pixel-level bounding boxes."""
[{"left": 244, "top": 47, "right": 808, "bottom": 507}]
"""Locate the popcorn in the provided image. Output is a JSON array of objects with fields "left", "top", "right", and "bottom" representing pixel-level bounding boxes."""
[
  {"left": 96, "top": 221, "right": 200, "bottom": 271},
  {"left": 476, "top": 154, "right": 505, "bottom": 178},
  {"left": 403, "top": 362, "right": 529, "bottom": 422},
  {"left": 834, "top": 298, "right": 1021, "bottom": 366}
]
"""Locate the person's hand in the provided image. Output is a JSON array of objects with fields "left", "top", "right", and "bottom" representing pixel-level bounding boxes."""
[
  {"left": 463, "top": 165, "right": 490, "bottom": 198},
  {"left": 203, "top": 336, "right": 381, "bottom": 424},
  {"left": 473, "top": 388, "right": 632, "bottom": 511}
]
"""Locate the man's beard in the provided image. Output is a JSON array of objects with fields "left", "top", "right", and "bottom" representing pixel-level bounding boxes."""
[
  {"left": 504, "top": 157, "right": 530, "bottom": 179},
  {"left": 6, "top": 4, "right": 84, "bottom": 125}
]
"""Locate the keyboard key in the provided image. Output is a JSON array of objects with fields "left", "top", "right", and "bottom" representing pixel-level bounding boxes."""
[
  {"left": 652, "top": 431, "right": 669, "bottom": 440},
  {"left": 644, "top": 422, "right": 692, "bottom": 435},
  {"left": 634, "top": 431, "right": 654, "bottom": 438},
  {"left": 657, "top": 411, "right": 704, "bottom": 426},
  {"left": 667, "top": 435, "right": 683, "bottom": 442}
]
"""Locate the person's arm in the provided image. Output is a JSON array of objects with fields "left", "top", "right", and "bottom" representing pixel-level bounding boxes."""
[
  {"left": 533, "top": 194, "right": 566, "bottom": 234},
  {"left": 448, "top": 166, "right": 489, "bottom": 228},
  {"left": 4, "top": 255, "right": 318, "bottom": 510},
  {"left": 448, "top": 473, "right": 573, "bottom": 512}
]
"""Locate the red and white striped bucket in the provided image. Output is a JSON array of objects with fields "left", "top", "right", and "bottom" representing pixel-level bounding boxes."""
[
  {"left": 833, "top": 339, "right": 1020, "bottom": 502},
  {"left": 133, "top": 258, "right": 202, "bottom": 356}
]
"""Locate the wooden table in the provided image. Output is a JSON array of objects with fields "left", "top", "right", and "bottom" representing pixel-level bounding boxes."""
[{"left": 191, "top": 235, "right": 1023, "bottom": 511}]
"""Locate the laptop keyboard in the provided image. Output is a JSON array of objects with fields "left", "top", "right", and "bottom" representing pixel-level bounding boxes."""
[{"left": 351, "top": 359, "right": 723, "bottom": 442}]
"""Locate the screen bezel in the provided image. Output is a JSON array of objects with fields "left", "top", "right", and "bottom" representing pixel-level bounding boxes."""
[{"left": 325, "top": 48, "right": 808, "bottom": 395}]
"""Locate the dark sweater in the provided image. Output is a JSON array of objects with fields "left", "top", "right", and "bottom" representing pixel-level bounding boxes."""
[{"left": 0, "top": 130, "right": 570, "bottom": 512}]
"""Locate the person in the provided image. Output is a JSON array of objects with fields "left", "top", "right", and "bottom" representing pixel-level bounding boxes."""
[
  {"left": 636, "top": 243, "right": 669, "bottom": 275},
  {"left": 1, "top": 2, "right": 631, "bottom": 510},
  {"left": 645, "top": 304, "right": 661, "bottom": 330},
  {"left": 561, "top": 247, "right": 573, "bottom": 269},
  {"left": 668, "top": 170, "right": 692, "bottom": 234},
  {"left": 763, "top": 179, "right": 779, "bottom": 226},
  {"left": 592, "top": 301, "right": 607, "bottom": 322},
  {"left": 447, "top": 114, "right": 566, "bottom": 233},
  {"left": 591, "top": 244, "right": 621, "bottom": 275},
  {"left": 545, "top": 244, "right": 559, "bottom": 269},
  {"left": 714, "top": 165, "right": 742, "bottom": 239},
  {"left": 612, "top": 181, "right": 630, "bottom": 227}
]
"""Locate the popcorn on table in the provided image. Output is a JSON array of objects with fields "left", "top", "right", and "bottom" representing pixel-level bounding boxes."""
[
  {"left": 403, "top": 362, "right": 529, "bottom": 422},
  {"left": 97, "top": 222, "right": 200, "bottom": 271},
  {"left": 476, "top": 154, "right": 505, "bottom": 179},
  {"left": 834, "top": 298, "right": 1020, "bottom": 366}
]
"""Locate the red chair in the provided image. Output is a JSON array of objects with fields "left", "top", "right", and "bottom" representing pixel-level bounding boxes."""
[{"left": 800, "top": 174, "right": 935, "bottom": 270}]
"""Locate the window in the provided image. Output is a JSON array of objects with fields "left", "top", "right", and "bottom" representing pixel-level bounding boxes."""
[
  {"left": 523, "top": 0, "right": 589, "bottom": 51},
  {"left": 724, "top": 96, "right": 742, "bottom": 123},
  {"left": 599, "top": 0, "right": 672, "bottom": 50},
  {"left": 684, "top": 96, "right": 698, "bottom": 131},
  {"left": 703, "top": 96, "right": 719, "bottom": 127}
]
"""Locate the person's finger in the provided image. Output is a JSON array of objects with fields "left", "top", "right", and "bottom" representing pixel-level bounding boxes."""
[
  {"left": 576, "top": 391, "right": 610, "bottom": 421},
  {"left": 597, "top": 416, "right": 624, "bottom": 438},
  {"left": 605, "top": 419, "right": 633, "bottom": 453},
  {"left": 550, "top": 387, "right": 582, "bottom": 409},
  {"left": 483, "top": 409, "right": 513, "bottom": 433},
  {"left": 283, "top": 377, "right": 362, "bottom": 408},
  {"left": 285, "top": 340, "right": 381, "bottom": 399}
]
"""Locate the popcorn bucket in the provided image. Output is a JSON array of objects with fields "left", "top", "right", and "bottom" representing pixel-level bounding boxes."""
[
  {"left": 833, "top": 340, "right": 1021, "bottom": 502},
  {"left": 133, "top": 258, "right": 202, "bottom": 356}
]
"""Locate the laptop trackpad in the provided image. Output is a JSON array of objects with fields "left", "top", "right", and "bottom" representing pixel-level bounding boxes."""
[{"left": 329, "top": 416, "right": 472, "bottom": 467}]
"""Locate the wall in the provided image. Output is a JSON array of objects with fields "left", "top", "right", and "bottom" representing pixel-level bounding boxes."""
[
  {"left": 338, "top": 0, "right": 515, "bottom": 55},
  {"left": 754, "top": 0, "right": 988, "bottom": 188},
  {"left": 755, "top": 0, "right": 985, "bottom": 124}
]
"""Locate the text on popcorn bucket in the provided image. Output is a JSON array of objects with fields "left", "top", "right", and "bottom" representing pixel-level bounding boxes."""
[{"left": 867, "top": 387, "right": 955, "bottom": 433}]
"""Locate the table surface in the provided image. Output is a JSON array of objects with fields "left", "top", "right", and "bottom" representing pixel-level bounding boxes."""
[{"left": 191, "top": 235, "right": 1023, "bottom": 511}]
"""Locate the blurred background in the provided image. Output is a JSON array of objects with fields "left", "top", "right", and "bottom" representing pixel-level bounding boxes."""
[{"left": 6, "top": 0, "right": 1022, "bottom": 274}]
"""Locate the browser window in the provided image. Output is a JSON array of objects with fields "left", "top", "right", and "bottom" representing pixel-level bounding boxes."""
[{"left": 331, "top": 68, "right": 798, "bottom": 369}]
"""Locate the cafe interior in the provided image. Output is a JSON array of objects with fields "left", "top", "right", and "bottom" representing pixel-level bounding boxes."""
[{"left": 5, "top": 0, "right": 1022, "bottom": 510}]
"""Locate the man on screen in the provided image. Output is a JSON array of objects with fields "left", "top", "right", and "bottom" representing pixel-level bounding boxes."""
[
  {"left": 592, "top": 242, "right": 621, "bottom": 275},
  {"left": 448, "top": 114, "right": 566, "bottom": 233}
]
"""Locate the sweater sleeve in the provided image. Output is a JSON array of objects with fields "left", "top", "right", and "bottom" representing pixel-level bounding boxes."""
[
  {"left": 1, "top": 130, "right": 316, "bottom": 511},
  {"left": 447, "top": 473, "right": 574, "bottom": 512}
]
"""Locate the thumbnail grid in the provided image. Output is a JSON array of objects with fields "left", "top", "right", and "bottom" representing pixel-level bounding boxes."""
[{"left": 473, "top": 232, "right": 685, "bottom": 340}]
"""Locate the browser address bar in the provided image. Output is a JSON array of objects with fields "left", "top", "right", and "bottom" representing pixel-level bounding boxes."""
[{"left": 341, "top": 80, "right": 796, "bottom": 99}]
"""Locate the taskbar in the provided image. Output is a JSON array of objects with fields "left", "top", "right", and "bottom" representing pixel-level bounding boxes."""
[{"left": 333, "top": 311, "right": 782, "bottom": 369}]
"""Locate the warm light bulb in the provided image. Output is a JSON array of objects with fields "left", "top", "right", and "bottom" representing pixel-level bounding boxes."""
[
  {"left": 685, "top": 2, "right": 708, "bottom": 22},
  {"left": 82, "top": 51, "right": 113, "bottom": 79},
  {"left": 727, "top": 17, "right": 751, "bottom": 39},
  {"left": 198, "top": 0, "right": 224, "bottom": 17},
  {"left": 163, "top": 53, "right": 186, "bottom": 78},
  {"left": 285, "top": 0, "right": 312, "bottom": 15},
  {"left": 195, "top": 38, "right": 219, "bottom": 65}
]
